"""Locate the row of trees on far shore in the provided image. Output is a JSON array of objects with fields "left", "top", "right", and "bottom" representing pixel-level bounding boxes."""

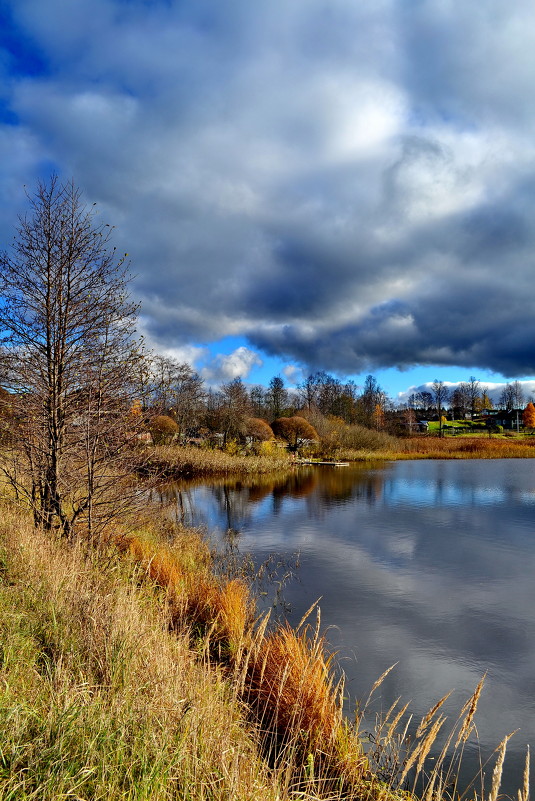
[{"left": 135, "top": 362, "right": 535, "bottom": 444}]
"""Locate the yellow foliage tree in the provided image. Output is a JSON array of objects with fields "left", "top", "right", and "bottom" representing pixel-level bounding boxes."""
[
  {"left": 372, "top": 403, "right": 384, "bottom": 430},
  {"left": 522, "top": 402, "right": 535, "bottom": 431},
  {"left": 475, "top": 390, "right": 493, "bottom": 412},
  {"left": 129, "top": 399, "right": 143, "bottom": 418}
]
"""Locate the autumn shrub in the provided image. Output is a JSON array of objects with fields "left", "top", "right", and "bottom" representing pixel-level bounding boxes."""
[
  {"left": 246, "top": 417, "right": 274, "bottom": 442},
  {"left": 224, "top": 438, "right": 242, "bottom": 456},
  {"left": 259, "top": 439, "right": 278, "bottom": 455},
  {"left": 149, "top": 414, "right": 179, "bottom": 444},
  {"left": 272, "top": 416, "right": 319, "bottom": 451},
  {"left": 315, "top": 418, "right": 399, "bottom": 457},
  {"left": 522, "top": 402, "right": 535, "bottom": 431}
]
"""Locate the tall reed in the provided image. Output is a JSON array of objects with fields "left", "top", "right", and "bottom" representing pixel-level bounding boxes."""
[{"left": 364, "top": 670, "right": 527, "bottom": 801}]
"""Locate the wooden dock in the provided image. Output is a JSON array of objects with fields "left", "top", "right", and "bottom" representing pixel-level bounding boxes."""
[{"left": 296, "top": 460, "right": 350, "bottom": 467}]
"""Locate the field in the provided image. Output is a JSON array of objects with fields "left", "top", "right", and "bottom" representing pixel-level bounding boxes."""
[
  {"left": 399, "top": 433, "right": 535, "bottom": 459},
  {"left": 329, "top": 434, "right": 535, "bottom": 462}
]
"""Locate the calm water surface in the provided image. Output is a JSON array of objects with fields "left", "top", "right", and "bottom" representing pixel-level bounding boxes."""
[{"left": 165, "top": 459, "right": 535, "bottom": 796}]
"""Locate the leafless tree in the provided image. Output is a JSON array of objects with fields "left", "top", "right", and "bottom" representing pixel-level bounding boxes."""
[
  {"left": 511, "top": 380, "right": 525, "bottom": 409},
  {"left": 0, "top": 176, "right": 144, "bottom": 539},
  {"left": 146, "top": 354, "right": 205, "bottom": 435},
  {"left": 419, "top": 391, "right": 434, "bottom": 412},
  {"left": 298, "top": 373, "right": 321, "bottom": 412},
  {"left": 150, "top": 354, "right": 180, "bottom": 414},
  {"left": 169, "top": 363, "right": 205, "bottom": 436},
  {"left": 432, "top": 380, "right": 450, "bottom": 437},
  {"left": 499, "top": 383, "right": 513, "bottom": 411},
  {"left": 215, "top": 378, "right": 251, "bottom": 444},
  {"left": 402, "top": 406, "right": 417, "bottom": 434},
  {"left": 297, "top": 371, "right": 360, "bottom": 422},
  {"left": 467, "top": 376, "right": 481, "bottom": 418},
  {"left": 266, "top": 375, "right": 289, "bottom": 420},
  {"left": 249, "top": 384, "right": 267, "bottom": 418},
  {"left": 358, "top": 374, "right": 387, "bottom": 426},
  {"left": 451, "top": 382, "right": 470, "bottom": 418}
]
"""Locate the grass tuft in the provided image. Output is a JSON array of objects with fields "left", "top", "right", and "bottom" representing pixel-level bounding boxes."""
[{"left": 244, "top": 619, "right": 369, "bottom": 791}]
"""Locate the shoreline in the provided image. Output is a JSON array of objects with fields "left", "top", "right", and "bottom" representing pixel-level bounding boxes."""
[{"left": 134, "top": 437, "right": 535, "bottom": 482}]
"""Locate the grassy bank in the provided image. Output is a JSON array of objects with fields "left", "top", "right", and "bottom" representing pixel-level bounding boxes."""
[
  {"left": 0, "top": 500, "right": 526, "bottom": 800},
  {"left": 356, "top": 435, "right": 535, "bottom": 461},
  {"left": 0, "top": 506, "right": 281, "bottom": 800},
  {"left": 0, "top": 504, "right": 375, "bottom": 799},
  {"left": 400, "top": 434, "right": 535, "bottom": 459}
]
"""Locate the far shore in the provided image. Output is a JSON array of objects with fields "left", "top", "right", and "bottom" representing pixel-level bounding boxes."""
[{"left": 135, "top": 435, "right": 535, "bottom": 482}]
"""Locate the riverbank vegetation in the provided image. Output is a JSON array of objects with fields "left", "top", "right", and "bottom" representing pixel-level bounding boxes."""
[
  {"left": 137, "top": 443, "right": 292, "bottom": 478},
  {"left": 0, "top": 500, "right": 526, "bottom": 800},
  {"left": 293, "top": 411, "right": 535, "bottom": 461}
]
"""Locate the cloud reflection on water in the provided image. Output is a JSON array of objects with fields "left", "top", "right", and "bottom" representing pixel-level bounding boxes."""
[{"left": 166, "top": 460, "right": 535, "bottom": 794}]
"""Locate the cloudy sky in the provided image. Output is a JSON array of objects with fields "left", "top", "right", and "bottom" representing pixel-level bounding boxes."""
[{"left": 2, "top": 0, "right": 535, "bottom": 400}]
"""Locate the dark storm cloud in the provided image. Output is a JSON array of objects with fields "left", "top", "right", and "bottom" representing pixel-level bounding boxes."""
[{"left": 2, "top": 0, "right": 535, "bottom": 375}]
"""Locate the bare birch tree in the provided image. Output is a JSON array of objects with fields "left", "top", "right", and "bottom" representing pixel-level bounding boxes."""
[{"left": 0, "top": 176, "right": 143, "bottom": 539}]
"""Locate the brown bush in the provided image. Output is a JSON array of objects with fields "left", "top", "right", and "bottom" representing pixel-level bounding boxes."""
[
  {"left": 271, "top": 416, "right": 318, "bottom": 450},
  {"left": 245, "top": 417, "right": 274, "bottom": 442},
  {"left": 149, "top": 414, "right": 179, "bottom": 444}
]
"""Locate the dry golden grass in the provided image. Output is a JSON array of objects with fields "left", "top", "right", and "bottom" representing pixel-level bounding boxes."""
[
  {"left": 399, "top": 435, "right": 535, "bottom": 459},
  {"left": 136, "top": 443, "right": 293, "bottom": 478},
  {"left": 0, "top": 504, "right": 281, "bottom": 800},
  {"left": 112, "top": 529, "right": 374, "bottom": 794},
  {"left": 335, "top": 435, "right": 535, "bottom": 462},
  {"left": 246, "top": 621, "right": 341, "bottom": 746},
  {"left": 114, "top": 528, "right": 256, "bottom": 657},
  {"left": 243, "top": 618, "right": 370, "bottom": 792},
  {"left": 115, "top": 530, "right": 188, "bottom": 587}
]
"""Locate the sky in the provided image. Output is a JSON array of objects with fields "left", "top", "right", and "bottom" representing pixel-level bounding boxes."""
[{"left": 2, "top": 0, "right": 535, "bottom": 404}]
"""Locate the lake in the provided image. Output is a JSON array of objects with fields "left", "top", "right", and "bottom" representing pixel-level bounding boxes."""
[{"left": 163, "top": 459, "right": 535, "bottom": 796}]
